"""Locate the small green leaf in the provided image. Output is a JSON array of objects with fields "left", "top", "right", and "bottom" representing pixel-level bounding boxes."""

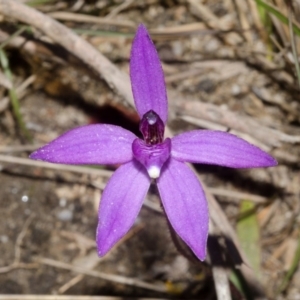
[
  {"left": 27, "top": 0, "right": 56, "bottom": 6},
  {"left": 255, "top": 0, "right": 300, "bottom": 36},
  {"left": 0, "top": 49, "right": 32, "bottom": 140},
  {"left": 0, "top": 26, "right": 28, "bottom": 51},
  {"left": 237, "top": 200, "right": 261, "bottom": 278},
  {"left": 73, "top": 28, "right": 133, "bottom": 37}
]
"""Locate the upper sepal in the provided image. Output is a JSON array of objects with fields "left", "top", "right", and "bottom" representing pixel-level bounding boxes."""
[{"left": 130, "top": 24, "right": 168, "bottom": 124}]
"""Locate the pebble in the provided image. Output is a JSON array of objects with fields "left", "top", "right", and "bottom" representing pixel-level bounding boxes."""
[
  {"left": 59, "top": 198, "right": 67, "bottom": 207},
  {"left": 231, "top": 84, "right": 241, "bottom": 96},
  {"left": 21, "top": 195, "right": 29, "bottom": 202},
  {"left": 0, "top": 235, "right": 8, "bottom": 243},
  {"left": 56, "top": 209, "right": 73, "bottom": 221}
]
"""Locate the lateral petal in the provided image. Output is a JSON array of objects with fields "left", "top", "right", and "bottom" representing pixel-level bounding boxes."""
[
  {"left": 30, "top": 124, "right": 137, "bottom": 165},
  {"left": 172, "top": 130, "right": 277, "bottom": 168},
  {"left": 130, "top": 24, "right": 168, "bottom": 124},
  {"left": 97, "top": 160, "right": 151, "bottom": 256},
  {"left": 157, "top": 158, "right": 209, "bottom": 261}
]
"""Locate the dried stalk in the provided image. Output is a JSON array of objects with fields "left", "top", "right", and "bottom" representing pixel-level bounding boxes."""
[{"left": 35, "top": 257, "right": 166, "bottom": 293}]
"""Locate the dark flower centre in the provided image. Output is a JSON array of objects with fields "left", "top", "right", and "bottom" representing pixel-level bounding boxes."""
[{"left": 139, "top": 110, "right": 164, "bottom": 145}]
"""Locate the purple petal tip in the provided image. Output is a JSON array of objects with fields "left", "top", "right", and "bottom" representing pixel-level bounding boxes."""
[
  {"left": 269, "top": 156, "right": 278, "bottom": 167},
  {"left": 29, "top": 148, "right": 50, "bottom": 161},
  {"left": 136, "top": 23, "right": 148, "bottom": 35},
  {"left": 130, "top": 24, "right": 168, "bottom": 124},
  {"left": 29, "top": 152, "right": 38, "bottom": 160}
]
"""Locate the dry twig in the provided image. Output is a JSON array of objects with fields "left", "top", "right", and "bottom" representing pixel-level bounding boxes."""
[
  {"left": 58, "top": 225, "right": 144, "bottom": 294},
  {"left": 0, "top": 214, "right": 37, "bottom": 274},
  {"left": 48, "top": 11, "right": 135, "bottom": 28},
  {"left": 0, "top": 154, "right": 113, "bottom": 177},
  {"left": 35, "top": 257, "right": 166, "bottom": 293},
  {"left": 105, "top": 0, "right": 135, "bottom": 19},
  {"left": 0, "top": 74, "right": 36, "bottom": 113},
  {"left": 174, "top": 99, "right": 300, "bottom": 147}
]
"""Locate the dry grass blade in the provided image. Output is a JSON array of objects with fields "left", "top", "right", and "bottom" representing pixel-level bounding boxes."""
[
  {"left": 209, "top": 188, "right": 268, "bottom": 203},
  {"left": 0, "top": 214, "right": 37, "bottom": 274},
  {"left": 165, "top": 68, "right": 207, "bottom": 84},
  {"left": 208, "top": 222, "right": 231, "bottom": 300},
  {"left": 0, "top": 69, "right": 12, "bottom": 89},
  {"left": 0, "top": 74, "right": 36, "bottom": 113},
  {"left": 174, "top": 99, "right": 300, "bottom": 147},
  {"left": 58, "top": 225, "right": 144, "bottom": 294},
  {"left": 48, "top": 11, "right": 135, "bottom": 28},
  {"left": 179, "top": 115, "right": 270, "bottom": 152},
  {"left": 233, "top": 0, "right": 252, "bottom": 43},
  {"left": 149, "top": 23, "right": 214, "bottom": 38},
  {"left": 188, "top": 0, "right": 242, "bottom": 45},
  {"left": 278, "top": 237, "right": 300, "bottom": 293},
  {"left": 212, "top": 267, "right": 231, "bottom": 300},
  {"left": 0, "top": 26, "right": 28, "bottom": 50},
  {"left": 35, "top": 257, "right": 166, "bottom": 293},
  {"left": 14, "top": 214, "right": 35, "bottom": 262},
  {"left": 0, "top": 144, "right": 43, "bottom": 152},
  {"left": 0, "top": 154, "right": 113, "bottom": 177},
  {"left": 105, "top": 0, "right": 135, "bottom": 18}
]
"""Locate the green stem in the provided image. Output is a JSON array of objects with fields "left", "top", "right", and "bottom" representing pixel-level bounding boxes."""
[
  {"left": 288, "top": 8, "right": 300, "bottom": 88},
  {"left": 0, "top": 49, "right": 32, "bottom": 140}
]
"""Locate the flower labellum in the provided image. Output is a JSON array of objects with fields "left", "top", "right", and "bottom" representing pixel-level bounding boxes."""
[{"left": 30, "top": 24, "right": 277, "bottom": 261}]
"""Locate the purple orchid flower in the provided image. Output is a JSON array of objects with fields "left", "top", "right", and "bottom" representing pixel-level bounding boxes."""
[{"left": 30, "top": 24, "right": 277, "bottom": 261}]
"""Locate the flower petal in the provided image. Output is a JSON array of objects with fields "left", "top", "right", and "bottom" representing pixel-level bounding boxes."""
[
  {"left": 130, "top": 24, "right": 168, "bottom": 124},
  {"left": 157, "top": 158, "right": 209, "bottom": 261},
  {"left": 30, "top": 124, "right": 137, "bottom": 165},
  {"left": 171, "top": 130, "right": 277, "bottom": 168},
  {"left": 97, "top": 160, "right": 151, "bottom": 256}
]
